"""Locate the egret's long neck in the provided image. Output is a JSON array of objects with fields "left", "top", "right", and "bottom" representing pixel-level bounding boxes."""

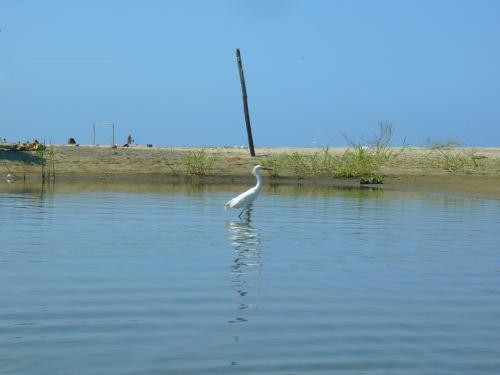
[{"left": 254, "top": 171, "right": 264, "bottom": 191}]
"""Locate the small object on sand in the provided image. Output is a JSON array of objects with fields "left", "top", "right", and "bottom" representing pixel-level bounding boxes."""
[
  {"left": 147, "top": 144, "right": 153, "bottom": 148},
  {"left": 68, "top": 137, "right": 77, "bottom": 145},
  {"left": 14, "top": 140, "right": 45, "bottom": 151},
  {"left": 122, "top": 143, "right": 130, "bottom": 147}
]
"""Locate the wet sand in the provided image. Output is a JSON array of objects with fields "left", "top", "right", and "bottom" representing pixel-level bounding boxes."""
[{"left": 1, "top": 145, "right": 499, "bottom": 199}]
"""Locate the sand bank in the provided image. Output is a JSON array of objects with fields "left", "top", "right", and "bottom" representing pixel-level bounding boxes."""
[{"left": 1, "top": 145, "right": 499, "bottom": 199}]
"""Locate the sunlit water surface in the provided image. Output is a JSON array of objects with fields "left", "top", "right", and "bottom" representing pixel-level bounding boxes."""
[{"left": 1, "top": 181, "right": 500, "bottom": 374}]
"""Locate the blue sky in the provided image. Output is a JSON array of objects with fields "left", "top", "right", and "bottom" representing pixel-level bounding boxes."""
[{"left": 1, "top": 0, "right": 499, "bottom": 146}]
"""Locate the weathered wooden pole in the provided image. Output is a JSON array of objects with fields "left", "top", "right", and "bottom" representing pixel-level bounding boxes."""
[{"left": 236, "top": 48, "right": 256, "bottom": 157}]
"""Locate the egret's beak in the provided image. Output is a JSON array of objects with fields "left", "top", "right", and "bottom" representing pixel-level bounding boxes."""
[{"left": 262, "top": 167, "right": 273, "bottom": 171}]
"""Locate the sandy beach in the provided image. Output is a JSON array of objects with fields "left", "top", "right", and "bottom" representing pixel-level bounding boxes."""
[{"left": 1, "top": 144, "right": 500, "bottom": 199}]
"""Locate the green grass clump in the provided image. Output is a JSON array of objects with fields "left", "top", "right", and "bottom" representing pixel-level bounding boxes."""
[
  {"left": 334, "top": 146, "right": 379, "bottom": 178},
  {"left": 264, "top": 154, "right": 288, "bottom": 177},
  {"left": 279, "top": 146, "right": 390, "bottom": 180},
  {"left": 310, "top": 146, "right": 337, "bottom": 176},
  {"left": 34, "top": 142, "right": 56, "bottom": 182},
  {"left": 429, "top": 149, "right": 479, "bottom": 172},
  {"left": 332, "top": 121, "right": 401, "bottom": 179},
  {"left": 285, "top": 147, "right": 338, "bottom": 178},
  {"left": 268, "top": 123, "right": 406, "bottom": 181},
  {"left": 287, "top": 151, "right": 311, "bottom": 178},
  {"left": 184, "top": 149, "right": 218, "bottom": 176}
]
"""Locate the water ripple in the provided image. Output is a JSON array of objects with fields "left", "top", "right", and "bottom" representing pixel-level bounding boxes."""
[{"left": 1, "top": 186, "right": 500, "bottom": 374}]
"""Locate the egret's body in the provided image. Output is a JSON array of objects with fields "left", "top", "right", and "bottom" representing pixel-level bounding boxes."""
[{"left": 225, "top": 165, "right": 270, "bottom": 217}]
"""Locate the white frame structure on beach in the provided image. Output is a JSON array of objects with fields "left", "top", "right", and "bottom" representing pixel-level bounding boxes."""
[{"left": 93, "top": 122, "right": 115, "bottom": 145}]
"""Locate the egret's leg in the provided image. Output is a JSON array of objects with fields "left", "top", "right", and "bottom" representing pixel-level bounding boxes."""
[
  {"left": 245, "top": 207, "right": 252, "bottom": 221},
  {"left": 238, "top": 208, "right": 246, "bottom": 218}
]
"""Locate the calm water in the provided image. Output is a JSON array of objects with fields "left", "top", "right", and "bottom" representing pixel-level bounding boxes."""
[{"left": 1, "top": 181, "right": 500, "bottom": 374}]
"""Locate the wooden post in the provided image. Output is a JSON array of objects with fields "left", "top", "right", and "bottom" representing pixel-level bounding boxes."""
[{"left": 236, "top": 48, "right": 256, "bottom": 157}]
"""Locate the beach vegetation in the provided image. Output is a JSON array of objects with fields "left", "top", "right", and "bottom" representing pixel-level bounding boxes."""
[
  {"left": 287, "top": 151, "right": 310, "bottom": 178},
  {"left": 46, "top": 144, "right": 56, "bottom": 180},
  {"left": 333, "top": 146, "right": 379, "bottom": 178},
  {"left": 264, "top": 154, "right": 288, "bottom": 177},
  {"left": 284, "top": 147, "right": 339, "bottom": 178},
  {"left": 184, "top": 149, "right": 218, "bottom": 176},
  {"left": 334, "top": 121, "right": 409, "bottom": 180},
  {"left": 428, "top": 149, "right": 481, "bottom": 172},
  {"left": 34, "top": 141, "right": 56, "bottom": 182},
  {"left": 344, "top": 121, "right": 404, "bottom": 163},
  {"left": 279, "top": 123, "right": 409, "bottom": 181}
]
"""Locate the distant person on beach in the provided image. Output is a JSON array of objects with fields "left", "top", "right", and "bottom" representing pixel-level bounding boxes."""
[{"left": 68, "top": 137, "right": 77, "bottom": 145}]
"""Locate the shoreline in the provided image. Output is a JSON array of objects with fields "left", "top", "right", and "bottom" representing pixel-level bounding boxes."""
[{"left": 1, "top": 145, "right": 499, "bottom": 199}]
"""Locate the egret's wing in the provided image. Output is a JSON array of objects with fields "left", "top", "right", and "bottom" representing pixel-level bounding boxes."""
[{"left": 224, "top": 188, "right": 255, "bottom": 209}]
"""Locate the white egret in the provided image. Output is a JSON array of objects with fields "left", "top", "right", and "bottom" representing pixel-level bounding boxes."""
[{"left": 224, "top": 165, "right": 271, "bottom": 218}]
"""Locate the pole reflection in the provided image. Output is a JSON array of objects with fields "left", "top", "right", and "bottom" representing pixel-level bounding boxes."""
[{"left": 224, "top": 208, "right": 262, "bottom": 324}]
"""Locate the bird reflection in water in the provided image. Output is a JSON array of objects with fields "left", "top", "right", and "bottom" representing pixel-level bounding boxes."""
[{"left": 224, "top": 208, "right": 262, "bottom": 324}]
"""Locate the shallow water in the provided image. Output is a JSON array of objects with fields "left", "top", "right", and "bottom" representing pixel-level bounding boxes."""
[{"left": 1, "top": 181, "right": 500, "bottom": 374}]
